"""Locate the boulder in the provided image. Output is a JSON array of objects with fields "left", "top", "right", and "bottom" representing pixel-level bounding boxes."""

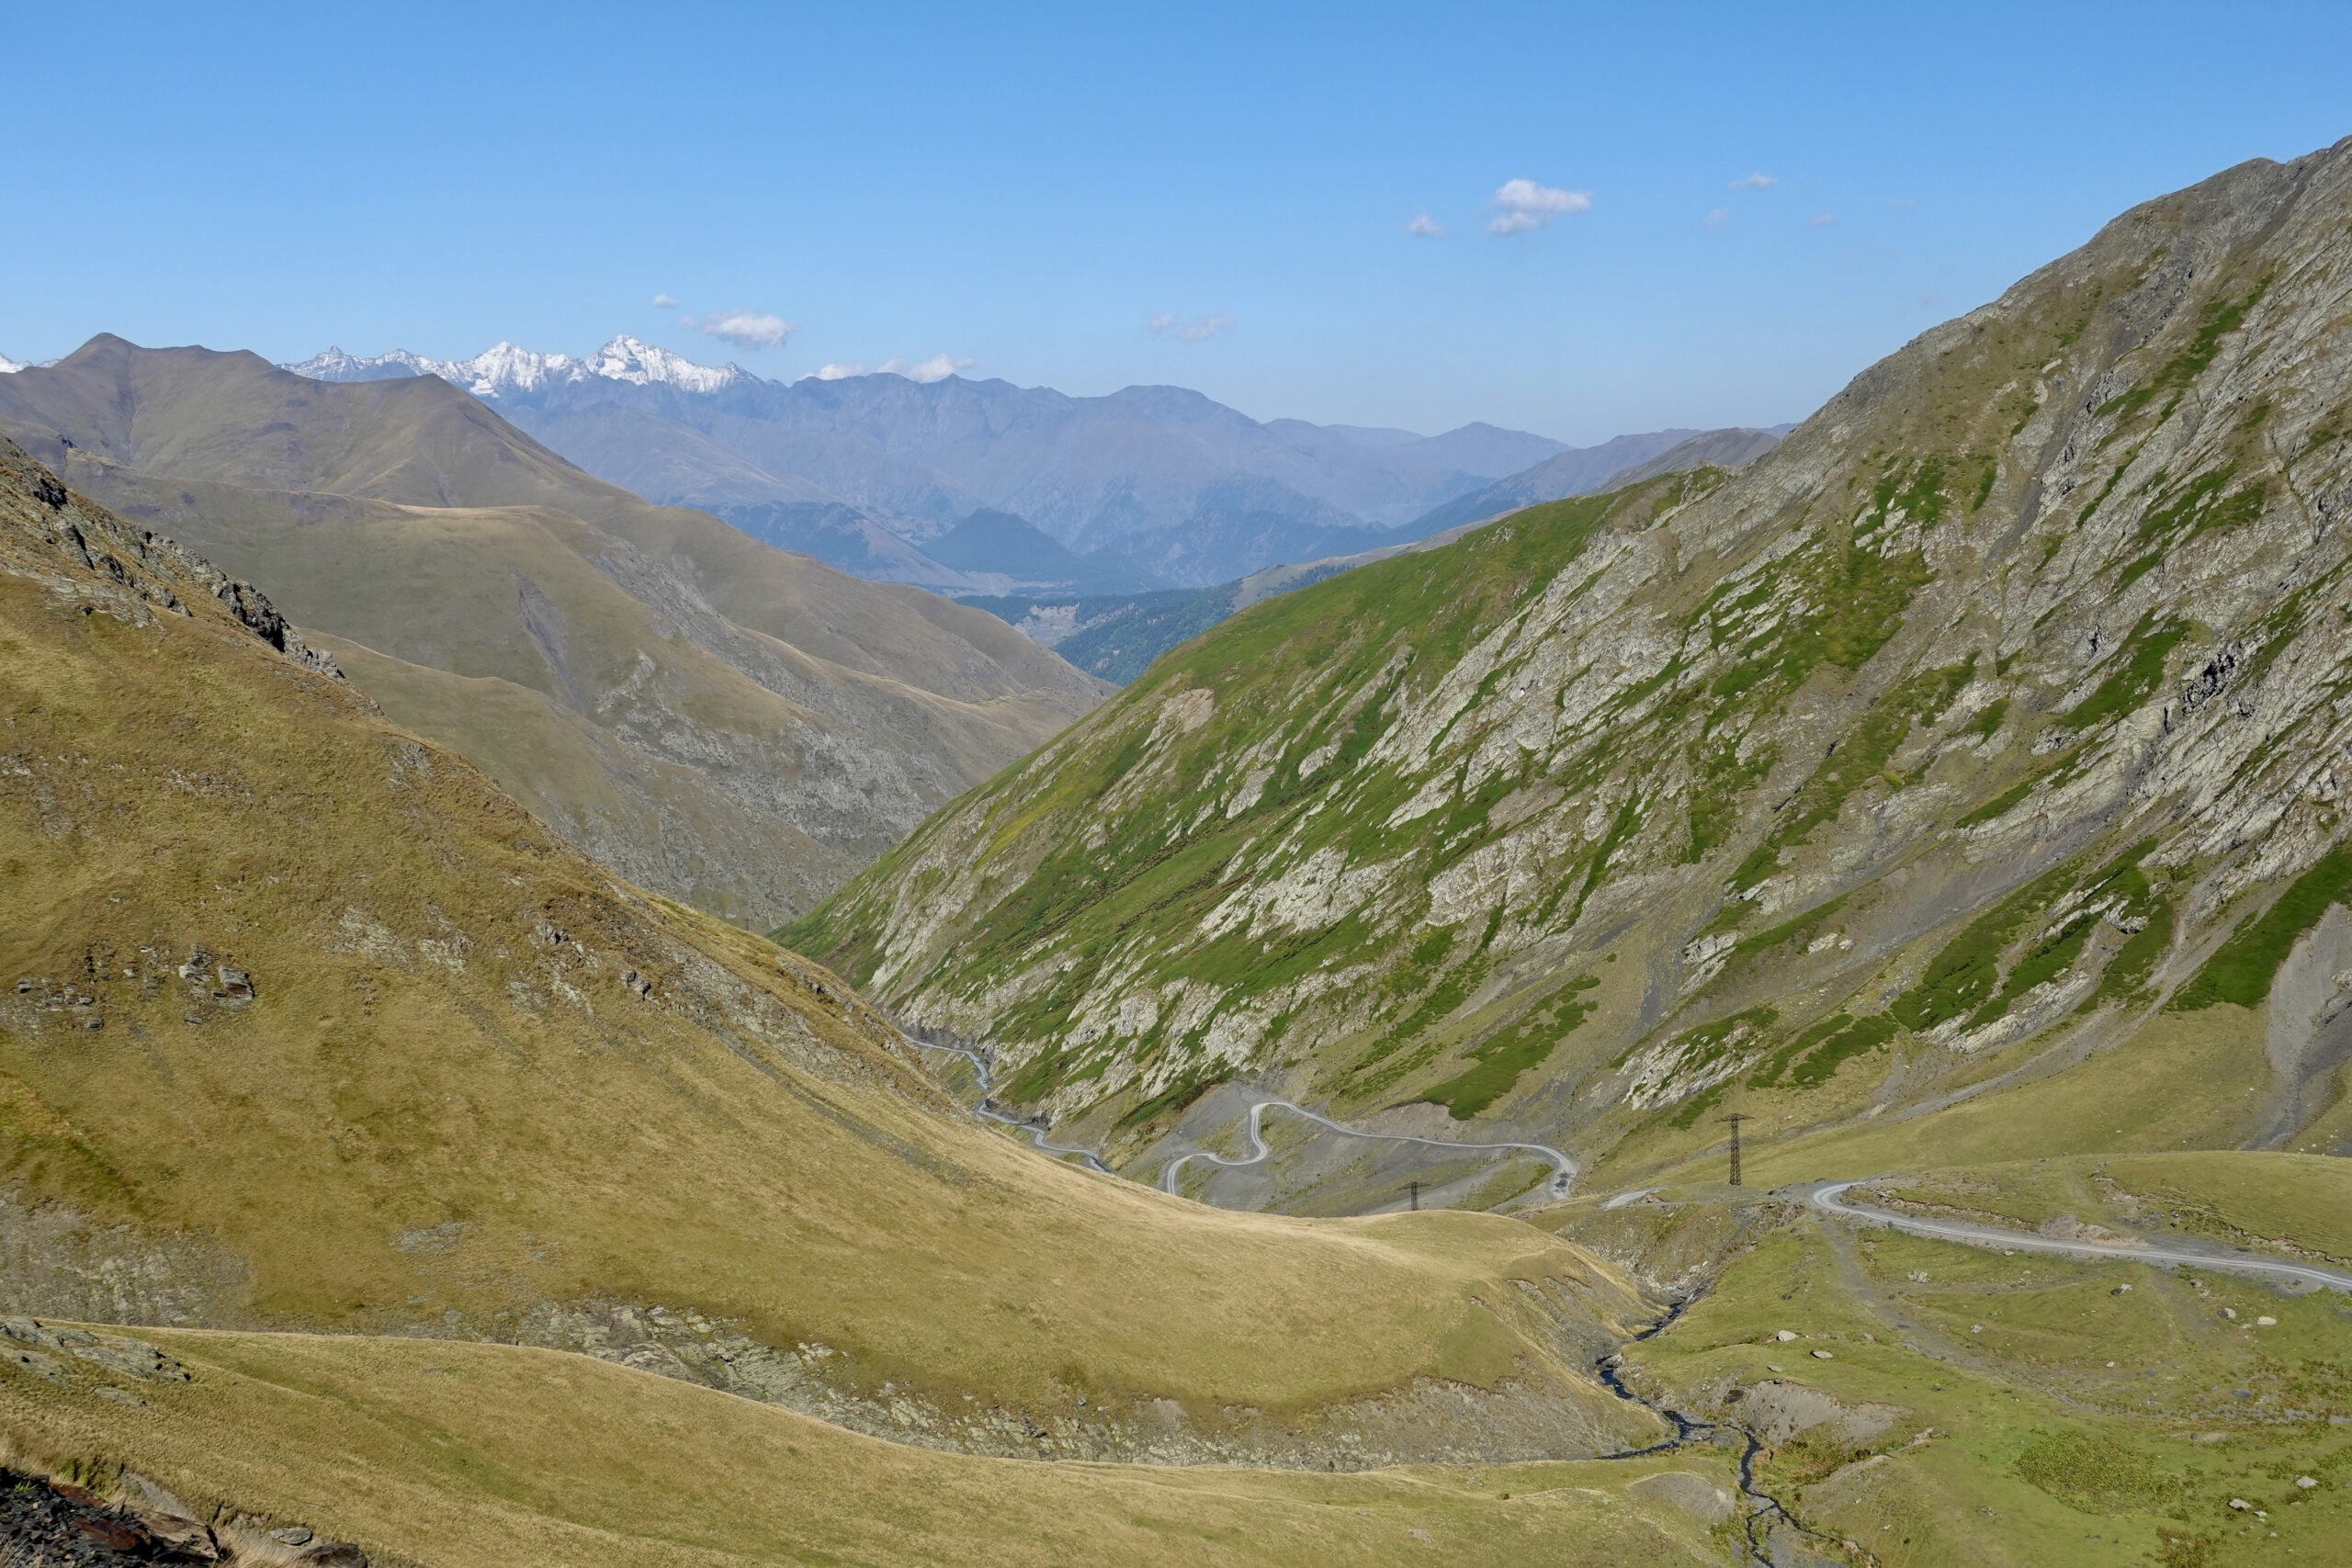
[{"left": 5, "top": 1346, "right": 69, "bottom": 1383}]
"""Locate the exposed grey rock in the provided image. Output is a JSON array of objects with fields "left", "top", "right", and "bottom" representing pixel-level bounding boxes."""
[
  {"left": 69, "top": 1335, "right": 189, "bottom": 1382},
  {"left": 505, "top": 1291, "right": 1654, "bottom": 1470},
  {"left": 1629, "top": 1468, "right": 1737, "bottom": 1525},
  {"left": 3, "top": 1347, "right": 67, "bottom": 1383},
  {"left": 1724, "top": 1379, "right": 1903, "bottom": 1446},
  {"left": 0, "top": 1193, "right": 254, "bottom": 1327}
]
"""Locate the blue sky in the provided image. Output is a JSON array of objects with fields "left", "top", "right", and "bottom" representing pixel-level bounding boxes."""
[{"left": 7, "top": 1, "right": 2350, "bottom": 443}]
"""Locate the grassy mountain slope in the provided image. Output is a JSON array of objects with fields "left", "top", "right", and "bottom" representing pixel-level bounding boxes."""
[
  {"left": 788, "top": 138, "right": 2352, "bottom": 1196},
  {"left": 0, "top": 1330, "right": 1730, "bottom": 1568},
  {"left": 0, "top": 338, "right": 1106, "bottom": 923},
  {"left": 0, "top": 435, "right": 1657, "bottom": 1466}
]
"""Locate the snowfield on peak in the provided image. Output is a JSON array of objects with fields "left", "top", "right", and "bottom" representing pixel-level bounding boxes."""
[{"left": 284, "top": 334, "right": 751, "bottom": 397}]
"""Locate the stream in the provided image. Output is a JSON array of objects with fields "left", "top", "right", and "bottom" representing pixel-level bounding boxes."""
[{"left": 1591, "top": 1298, "right": 1839, "bottom": 1567}]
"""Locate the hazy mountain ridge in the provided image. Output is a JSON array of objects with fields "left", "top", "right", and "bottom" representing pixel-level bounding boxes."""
[
  {"left": 1400, "top": 426, "right": 1793, "bottom": 540},
  {"left": 287, "top": 337, "right": 1747, "bottom": 589},
  {"left": 787, "top": 138, "right": 2352, "bottom": 1196},
  {"left": 0, "top": 337, "right": 1107, "bottom": 924},
  {"left": 965, "top": 434, "right": 1781, "bottom": 682}
]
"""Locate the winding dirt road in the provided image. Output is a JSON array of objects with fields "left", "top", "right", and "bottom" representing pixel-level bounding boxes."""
[
  {"left": 906, "top": 1034, "right": 1575, "bottom": 1203},
  {"left": 1159, "top": 1097, "right": 1576, "bottom": 1201},
  {"left": 1803, "top": 1179, "right": 2352, "bottom": 1292},
  {"left": 908, "top": 1038, "right": 1114, "bottom": 1172}
]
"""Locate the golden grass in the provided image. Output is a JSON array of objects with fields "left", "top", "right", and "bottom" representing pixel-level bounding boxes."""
[
  {"left": 0, "top": 1330, "right": 1728, "bottom": 1568},
  {"left": 0, "top": 442, "right": 1646, "bottom": 1433}
]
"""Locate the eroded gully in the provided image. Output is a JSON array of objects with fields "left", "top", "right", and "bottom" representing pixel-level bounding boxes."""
[{"left": 1592, "top": 1298, "right": 1839, "bottom": 1566}]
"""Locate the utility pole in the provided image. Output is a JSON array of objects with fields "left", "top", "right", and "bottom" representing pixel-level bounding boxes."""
[
  {"left": 1408, "top": 1180, "right": 1420, "bottom": 1212},
  {"left": 1720, "top": 1114, "right": 1747, "bottom": 1188}
]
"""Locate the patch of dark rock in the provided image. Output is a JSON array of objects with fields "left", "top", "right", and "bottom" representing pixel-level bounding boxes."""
[{"left": 0, "top": 1467, "right": 210, "bottom": 1563}]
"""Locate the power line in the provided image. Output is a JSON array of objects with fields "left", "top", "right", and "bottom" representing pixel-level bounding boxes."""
[{"left": 1721, "top": 1114, "right": 1758, "bottom": 1189}]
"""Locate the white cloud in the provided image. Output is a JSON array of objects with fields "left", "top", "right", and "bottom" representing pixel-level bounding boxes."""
[
  {"left": 1148, "top": 312, "right": 1236, "bottom": 343},
  {"left": 1406, "top": 212, "right": 1445, "bottom": 237},
  {"left": 808, "top": 363, "right": 868, "bottom": 380},
  {"left": 1702, "top": 207, "right": 1728, "bottom": 230},
  {"left": 1808, "top": 212, "right": 1838, "bottom": 227},
  {"left": 1727, "top": 173, "right": 1778, "bottom": 191},
  {"left": 681, "top": 309, "right": 795, "bottom": 350},
  {"left": 1487, "top": 178, "right": 1590, "bottom": 235},
  {"left": 879, "top": 354, "right": 974, "bottom": 383},
  {"left": 650, "top": 292, "right": 682, "bottom": 310}
]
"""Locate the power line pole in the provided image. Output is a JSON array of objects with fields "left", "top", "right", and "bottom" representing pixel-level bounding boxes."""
[
  {"left": 1408, "top": 1180, "right": 1420, "bottom": 1212},
  {"left": 1720, "top": 1113, "right": 1747, "bottom": 1188}
]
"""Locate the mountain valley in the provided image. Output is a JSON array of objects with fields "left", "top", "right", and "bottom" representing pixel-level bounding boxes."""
[{"left": 4, "top": 119, "right": 2352, "bottom": 1568}]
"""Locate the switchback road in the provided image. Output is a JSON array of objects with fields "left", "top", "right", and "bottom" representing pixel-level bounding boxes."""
[{"left": 1159, "top": 1097, "right": 1575, "bottom": 1202}]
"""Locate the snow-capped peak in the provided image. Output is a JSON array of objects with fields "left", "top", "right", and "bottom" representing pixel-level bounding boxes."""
[
  {"left": 453, "top": 342, "right": 583, "bottom": 396},
  {"left": 281, "top": 336, "right": 750, "bottom": 398},
  {"left": 585, "top": 335, "right": 744, "bottom": 394},
  {"left": 0, "top": 353, "right": 26, "bottom": 375},
  {"left": 281, "top": 345, "right": 442, "bottom": 383}
]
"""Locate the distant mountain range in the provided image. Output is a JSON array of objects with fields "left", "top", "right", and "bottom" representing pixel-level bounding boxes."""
[
  {"left": 0, "top": 335, "right": 1105, "bottom": 924},
  {"left": 281, "top": 339, "right": 1791, "bottom": 591}
]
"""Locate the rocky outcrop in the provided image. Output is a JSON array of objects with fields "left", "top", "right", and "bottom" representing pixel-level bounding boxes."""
[{"left": 1, "top": 451, "right": 335, "bottom": 676}]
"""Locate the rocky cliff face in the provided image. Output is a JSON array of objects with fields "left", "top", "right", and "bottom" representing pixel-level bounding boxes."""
[{"left": 788, "top": 139, "right": 2352, "bottom": 1194}]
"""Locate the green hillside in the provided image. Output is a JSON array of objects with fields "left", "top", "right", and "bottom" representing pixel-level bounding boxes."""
[{"left": 788, "top": 141, "right": 2352, "bottom": 1198}]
